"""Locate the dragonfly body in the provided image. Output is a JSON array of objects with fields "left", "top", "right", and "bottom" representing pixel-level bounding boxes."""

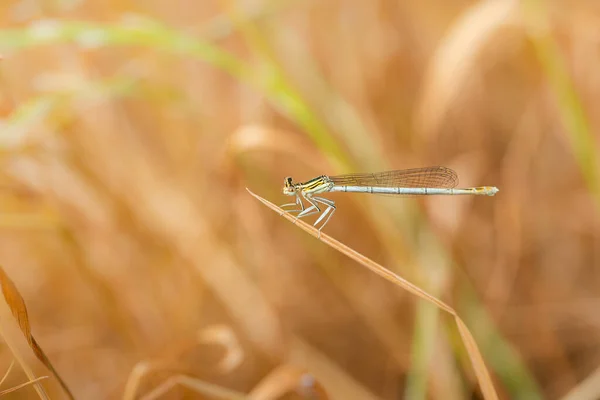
[{"left": 281, "top": 166, "right": 499, "bottom": 235}]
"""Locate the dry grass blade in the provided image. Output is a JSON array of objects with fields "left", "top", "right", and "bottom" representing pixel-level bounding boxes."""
[
  {"left": 0, "top": 376, "right": 48, "bottom": 396},
  {"left": 455, "top": 318, "right": 498, "bottom": 400},
  {"left": 415, "top": 0, "right": 519, "bottom": 136},
  {"left": 124, "top": 362, "right": 250, "bottom": 400},
  {"left": 246, "top": 189, "right": 453, "bottom": 313},
  {"left": 561, "top": 364, "right": 600, "bottom": 400},
  {"left": 226, "top": 125, "right": 330, "bottom": 173},
  {"left": 122, "top": 361, "right": 167, "bottom": 400},
  {"left": 197, "top": 325, "right": 244, "bottom": 374},
  {"left": 124, "top": 325, "right": 244, "bottom": 399},
  {"left": 139, "top": 374, "right": 250, "bottom": 400},
  {"left": 0, "top": 266, "right": 74, "bottom": 400},
  {"left": 0, "top": 360, "right": 15, "bottom": 387},
  {"left": 247, "top": 189, "right": 499, "bottom": 400},
  {"left": 249, "top": 364, "right": 328, "bottom": 400}
]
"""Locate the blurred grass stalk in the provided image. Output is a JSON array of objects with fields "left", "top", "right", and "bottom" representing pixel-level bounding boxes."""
[
  {"left": 404, "top": 301, "right": 441, "bottom": 399},
  {"left": 404, "top": 229, "right": 451, "bottom": 400},
  {"left": 217, "top": 0, "right": 351, "bottom": 172},
  {"left": 524, "top": 0, "right": 600, "bottom": 207}
]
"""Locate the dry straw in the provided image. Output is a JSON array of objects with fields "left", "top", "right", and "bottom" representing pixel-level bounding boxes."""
[
  {"left": 248, "top": 188, "right": 499, "bottom": 400},
  {"left": 0, "top": 266, "right": 73, "bottom": 399}
]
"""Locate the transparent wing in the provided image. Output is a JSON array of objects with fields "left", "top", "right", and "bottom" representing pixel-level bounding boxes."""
[{"left": 329, "top": 166, "right": 459, "bottom": 188}]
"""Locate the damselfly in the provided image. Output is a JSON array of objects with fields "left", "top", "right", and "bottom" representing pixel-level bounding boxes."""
[{"left": 280, "top": 166, "right": 498, "bottom": 234}]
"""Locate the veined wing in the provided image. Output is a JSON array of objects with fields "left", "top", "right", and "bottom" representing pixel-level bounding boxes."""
[{"left": 328, "top": 166, "right": 459, "bottom": 188}]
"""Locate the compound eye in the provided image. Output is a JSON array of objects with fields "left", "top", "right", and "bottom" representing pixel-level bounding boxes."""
[{"left": 284, "top": 177, "right": 293, "bottom": 187}]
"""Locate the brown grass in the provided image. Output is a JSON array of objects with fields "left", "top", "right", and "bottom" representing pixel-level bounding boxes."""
[{"left": 0, "top": 1, "right": 599, "bottom": 399}]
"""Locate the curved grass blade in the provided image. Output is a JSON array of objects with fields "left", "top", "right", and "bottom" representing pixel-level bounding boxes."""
[
  {"left": 0, "top": 376, "right": 48, "bottom": 396},
  {"left": 247, "top": 188, "right": 499, "bottom": 400},
  {"left": 0, "top": 266, "right": 74, "bottom": 399}
]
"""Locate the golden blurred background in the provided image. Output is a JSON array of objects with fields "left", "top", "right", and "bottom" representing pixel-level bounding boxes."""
[{"left": 0, "top": 0, "right": 599, "bottom": 399}]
